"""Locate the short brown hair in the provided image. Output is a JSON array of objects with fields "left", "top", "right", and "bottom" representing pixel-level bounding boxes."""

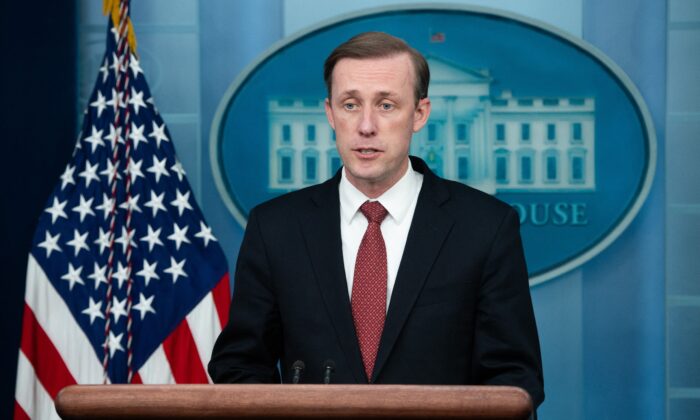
[{"left": 323, "top": 32, "right": 430, "bottom": 104}]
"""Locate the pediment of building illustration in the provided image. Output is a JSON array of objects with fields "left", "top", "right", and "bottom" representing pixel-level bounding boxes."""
[
  {"left": 427, "top": 56, "right": 491, "bottom": 84},
  {"left": 426, "top": 56, "right": 491, "bottom": 97}
]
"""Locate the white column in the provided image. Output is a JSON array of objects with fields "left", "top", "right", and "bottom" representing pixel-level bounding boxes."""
[{"left": 444, "top": 96, "right": 456, "bottom": 179}]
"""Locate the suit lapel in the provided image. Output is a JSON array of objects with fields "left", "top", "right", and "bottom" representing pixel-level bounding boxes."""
[
  {"left": 300, "top": 176, "right": 365, "bottom": 383},
  {"left": 372, "top": 160, "right": 454, "bottom": 382}
]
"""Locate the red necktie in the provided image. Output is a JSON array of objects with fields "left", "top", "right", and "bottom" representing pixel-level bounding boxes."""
[{"left": 351, "top": 200, "right": 389, "bottom": 381}]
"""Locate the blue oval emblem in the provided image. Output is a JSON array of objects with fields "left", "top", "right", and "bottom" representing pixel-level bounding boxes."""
[{"left": 210, "top": 6, "right": 656, "bottom": 285}]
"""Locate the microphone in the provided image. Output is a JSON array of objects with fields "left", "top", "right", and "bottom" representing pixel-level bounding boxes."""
[
  {"left": 291, "top": 360, "right": 305, "bottom": 384},
  {"left": 322, "top": 359, "right": 335, "bottom": 384}
]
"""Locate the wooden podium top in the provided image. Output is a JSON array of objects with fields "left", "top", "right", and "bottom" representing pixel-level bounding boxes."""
[{"left": 55, "top": 384, "right": 532, "bottom": 419}]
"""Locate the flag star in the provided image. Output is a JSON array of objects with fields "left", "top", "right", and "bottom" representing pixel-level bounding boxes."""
[
  {"left": 90, "top": 90, "right": 108, "bottom": 118},
  {"left": 106, "top": 88, "right": 124, "bottom": 114},
  {"left": 110, "top": 52, "right": 121, "bottom": 79},
  {"left": 105, "top": 124, "right": 124, "bottom": 148},
  {"left": 95, "top": 193, "right": 115, "bottom": 220},
  {"left": 112, "top": 262, "right": 131, "bottom": 289},
  {"left": 45, "top": 197, "right": 68, "bottom": 224},
  {"left": 136, "top": 260, "right": 159, "bottom": 286},
  {"left": 115, "top": 227, "right": 137, "bottom": 253},
  {"left": 99, "top": 158, "right": 122, "bottom": 185},
  {"left": 110, "top": 27, "right": 119, "bottom": 44},
  {"left": 83, "top": 126, "right": 105, "bottom": 153},
  {"left": 66, "top": 229, "right": 90, "bottom": 257},
  {"left": 147, "top": 97, "right": 159, "bottom": 114},
  {"left": 81, "top": 297, "right": 104, "bottom": 324},
  {"left": 37, "top": 231, "right": 62, "bottom": 257},
  {"left": 168, "top": 223, "right": 191, "bottom": 250},
  {"left": 140, "top": 225, "right": 164, "bottom": 252},
  {"left": 164, "top": 256, "right": 187, "bottom": 283},
  {"left": 79, "top": 161, "right": 101, "bottom": 187},
  {"left": 144, "top": 191, "right": 167, "bottom": 217},
  {"left": 99, "top": 57, "right": 109, "bottom": 82},
  {"left": 94, "top": 227, "right": 111, "bottom": 255},
  {"left": 170, "top": 189, "right": 193, "bottom": 216},
  {"left": 171, "top": 160, "right": 186, "bottom": 181},
  {"left": 60, "top": 164, "right": 76, "bottom": 190},
  {"left": 195, "top": 221, "right": 217, "bottom": 247},
  {"left": 119, "top": 194, "right": 142, "bottom": 214},
  {"left": 72, "top": 195, "right": 96, "bottom": 222},
  {"left": 148, "top": 122, "right": 169, "bottom": 148},
  {"left": 107, "top": 331, "right": 124, "bottom": 358},
  {"left": 128, "top": 122, "right": 148, "bottom": 150},
  {"left": 127, "top": 158, "right": 145, "bottom": 182},
  {"left": 132, "top": 293, "right": 156, "bottom": 320},
  {"left": 147, "top": 156, "right": 169, "bottom": 183},
  {"left": 88, "top": 262, "right": 109, "bottom": 290},
  {"left": 61, "top": 263, "right": 85, "bottom": 291},
  {"left": 73, "top": 131, "right": 83, "bottom": 152},
  {"left": 129, "top": 54, "right": 143, "bottom": 78},
  {"left": 129, "top": 88, "right": 147, "bottom": 115}
]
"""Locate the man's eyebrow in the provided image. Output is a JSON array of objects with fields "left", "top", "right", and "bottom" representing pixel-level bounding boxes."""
[
  {"left": 337, "top": 89, "right": 359, "bottom": 99},
  {"left": 335, "top": 90, "right": 400, "bottom": 100},
  {"left": 377, "top": 91, "right": 399, "bottom": 99}
]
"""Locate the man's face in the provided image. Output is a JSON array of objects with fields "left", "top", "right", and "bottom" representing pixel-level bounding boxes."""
[{"left": 325, "top": 53, "right": 431, "bottom": 198}]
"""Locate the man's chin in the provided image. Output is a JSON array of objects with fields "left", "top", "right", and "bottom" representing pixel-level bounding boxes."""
[
  {"left": 346, "top": 165, "right": 381, "bottom": 180},
  {"left": 347, "top": 170, "right": 383, "bottom": 185}
]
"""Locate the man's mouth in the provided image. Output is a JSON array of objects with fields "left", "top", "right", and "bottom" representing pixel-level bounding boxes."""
[{"left": 355, "top": 148, "right": 380, "bottom": 155}]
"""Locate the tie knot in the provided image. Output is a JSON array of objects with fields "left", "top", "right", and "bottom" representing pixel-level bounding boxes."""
[{"left": 360, "top": 201, "right": 388, "bottom": 224}]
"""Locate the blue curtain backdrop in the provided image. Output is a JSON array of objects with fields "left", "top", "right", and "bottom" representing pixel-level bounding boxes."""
[
  {"left": 0, "top": 2, "right": 76, "bottom": 419},
  {"left": 581, "top": 1, "right": 666, "bottom": 418}
]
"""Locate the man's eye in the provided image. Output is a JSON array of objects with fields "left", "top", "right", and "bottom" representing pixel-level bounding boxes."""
[
  {"left": 343, "top": 103, "right": 357, "bottom": 110},
  {"left": 380, "top": 103, "right": 394, "bottom": 110}
]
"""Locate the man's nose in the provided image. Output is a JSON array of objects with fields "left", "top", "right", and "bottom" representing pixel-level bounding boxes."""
[{"left": 358, "top": 108, "right": 377, "bottom": 137}]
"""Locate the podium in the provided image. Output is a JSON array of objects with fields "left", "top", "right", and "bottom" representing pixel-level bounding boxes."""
[{"left": 55, "top": 384, "right": 532, "bottom": 419}]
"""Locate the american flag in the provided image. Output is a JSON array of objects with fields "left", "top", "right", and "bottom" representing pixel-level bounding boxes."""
[
  {"left": 429, "top": 31, "right": 445, "bottom": 43},
  {"left": 14, "top": 2, "right": 230, "bottom": 418}
]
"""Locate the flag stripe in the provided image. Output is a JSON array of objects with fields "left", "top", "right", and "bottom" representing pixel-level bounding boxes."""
[
  {"left": 20, "top": 304, "right": 76, "bottom": 398},
  {"left": 25, "top": 255, "right": 104, "bottom": 384},
  {"left": 212, "top": 273, "right": 231, "bottom": 327},
  {"left": 15, "top": 351, "right": 60, "bottom": 420},
  {"left": 137, "top": 345, "right": 175, "bottom": 384},
  {"left": 186, "top": 292, "right": 222, "bottom": 382},
  {"left": 162, "top": 319, "right": 209, "bottom": 383},
  {"left": 14, "top": 400, "right": 31, "bottom": 420}
]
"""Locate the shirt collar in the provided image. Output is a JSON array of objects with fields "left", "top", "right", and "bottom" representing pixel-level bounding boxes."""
[{"left": 339, "top": 159, "right": 422, "bottom": 225}]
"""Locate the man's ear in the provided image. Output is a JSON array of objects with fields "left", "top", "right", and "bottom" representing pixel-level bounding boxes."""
[
  {"left": 412, "top": 97, "right": 431, "bottom": 132},
  {"left": 324, "top": 98, "right": 335, "bottom": 130}
]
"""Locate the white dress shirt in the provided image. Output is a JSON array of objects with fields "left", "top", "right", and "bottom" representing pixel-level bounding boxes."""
[{"left": 339, "top": 160, "right": 423, "bottom": 309}]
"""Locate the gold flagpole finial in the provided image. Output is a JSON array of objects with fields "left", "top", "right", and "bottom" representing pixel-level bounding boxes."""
[{"left": 102, "top": 0, "right": 138, "bottom": 56}]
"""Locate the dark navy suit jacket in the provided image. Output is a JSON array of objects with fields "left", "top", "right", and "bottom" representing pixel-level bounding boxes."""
[{"left": 209, "top": 156, "right": 544, "bottom": 407}]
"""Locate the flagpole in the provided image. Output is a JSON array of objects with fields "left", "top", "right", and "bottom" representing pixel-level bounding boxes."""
[{"left": 101, "top": 0, "right": 136, "bottom": 384}]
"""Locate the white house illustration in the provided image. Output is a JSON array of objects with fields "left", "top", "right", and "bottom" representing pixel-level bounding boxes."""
[{"left": 267, "top": 56, "right": 595, "bottom": 195}]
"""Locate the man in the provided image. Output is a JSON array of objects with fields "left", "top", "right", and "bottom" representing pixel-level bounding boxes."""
[{"left": 209, "top": 32, "right": 544, "bottom": 408}]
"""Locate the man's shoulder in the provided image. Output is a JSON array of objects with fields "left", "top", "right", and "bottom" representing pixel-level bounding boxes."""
[
  {"left": 429, "top": 175, "right": 516, "bottom": 223},
  {"left": 410, "top": 155, "right": 512, "bottom": 217},
  {"left": 447, "top": 178, "right": 509, "bottom": 207}
]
